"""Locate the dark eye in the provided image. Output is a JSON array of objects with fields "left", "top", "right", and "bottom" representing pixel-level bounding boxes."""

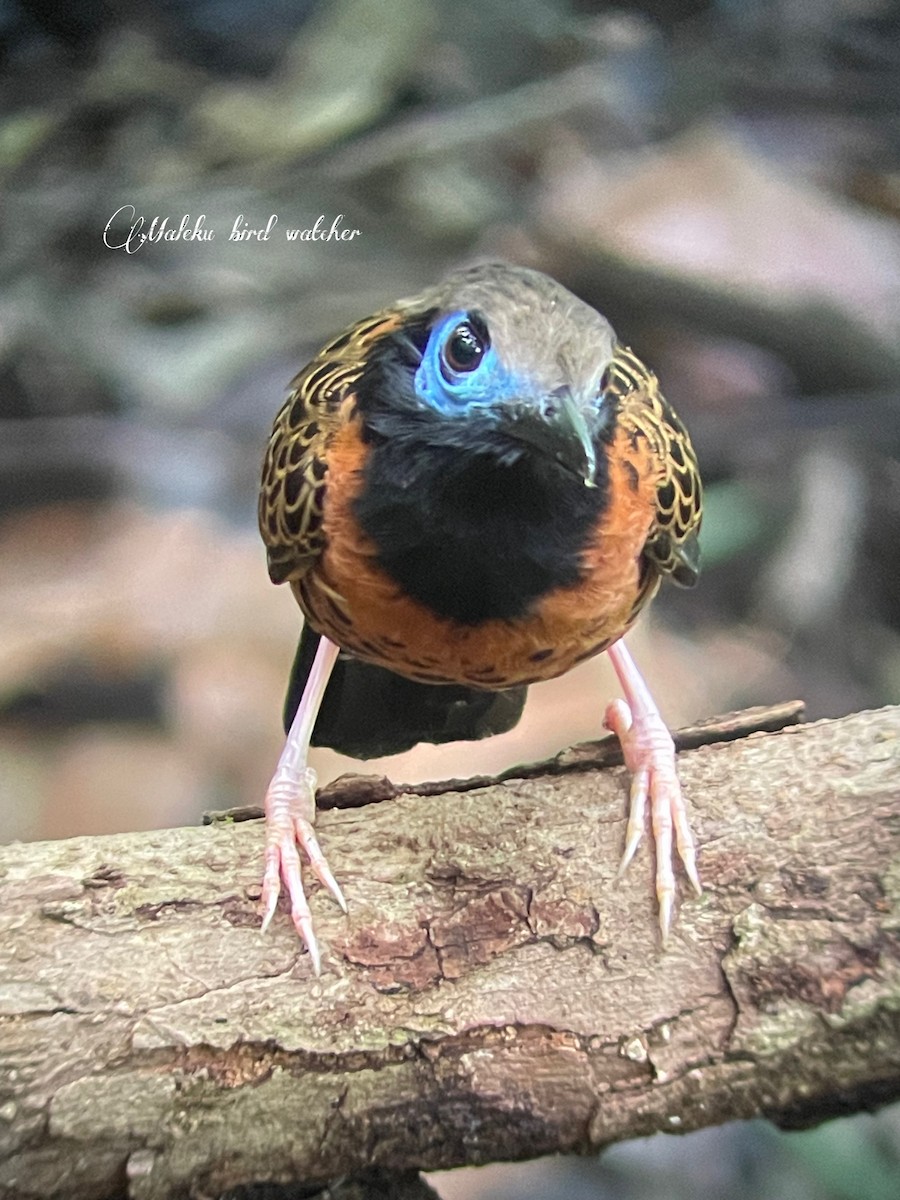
[{"left": 442, "top": 318, "right": 489, "bottom": 375}]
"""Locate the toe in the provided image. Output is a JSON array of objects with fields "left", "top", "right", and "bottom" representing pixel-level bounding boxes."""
[{"left": 295, "top": 815, "right": 348, "bottom": 912}]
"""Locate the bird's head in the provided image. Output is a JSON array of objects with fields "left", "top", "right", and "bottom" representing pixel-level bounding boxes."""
[{"left": 358, "top": 262, "right": 618, "bottom": 488}]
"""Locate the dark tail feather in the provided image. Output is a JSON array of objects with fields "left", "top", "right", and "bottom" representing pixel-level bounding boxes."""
[{"left": 283, "top": 625, "right": 528, "bottom": 760}]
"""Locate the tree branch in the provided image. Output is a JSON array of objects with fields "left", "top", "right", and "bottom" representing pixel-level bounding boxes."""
[{"left": 1, "top": 706, "right": 899, "bottom": 1200}]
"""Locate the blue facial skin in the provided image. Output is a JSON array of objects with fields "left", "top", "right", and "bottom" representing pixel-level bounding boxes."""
[
  {"left": 414, "top": 311, "right": 518, "bottom": 416},
  {"left": 412, "top": 309, "right": 599, "bottom": 485}
]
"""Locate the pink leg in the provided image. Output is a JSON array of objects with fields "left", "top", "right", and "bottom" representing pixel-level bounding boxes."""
[
  {"left": 261, "top": 634, "right": 346, "bottom": 974},
  {"left": 604, "top": 638, "right": 701, "bottom": 941}
]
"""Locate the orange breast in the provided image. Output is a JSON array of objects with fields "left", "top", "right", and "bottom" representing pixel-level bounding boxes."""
[{"left": 294, "top": 419, "right": 661, "bottom": 688}]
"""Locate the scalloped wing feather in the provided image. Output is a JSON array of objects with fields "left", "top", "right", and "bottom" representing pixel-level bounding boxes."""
[
  {"left": 258, "top": 311, "right": 403, "bottom": 585},
  {"left": 607, "top": 345, "right": 703, "bottom": 587}
]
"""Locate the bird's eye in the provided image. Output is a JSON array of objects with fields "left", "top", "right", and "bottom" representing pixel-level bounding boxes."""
[{"left": 442, "top": 318, "right": 489, "bottom": 376}]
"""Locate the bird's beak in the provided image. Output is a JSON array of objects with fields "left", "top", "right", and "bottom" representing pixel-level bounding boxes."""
[
  {"left": 501, "top": 381, "right": 600, "bottom": 480},
  {"left": 552, "top": 387, "right": 597, "bottom": 487},
  {"left": 500, "top": 386, "right": 598, "bottom": 487}
]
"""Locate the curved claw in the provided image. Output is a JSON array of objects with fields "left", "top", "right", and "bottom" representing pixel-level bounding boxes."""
[
  {"left": 604, "top": 642, "right": 701, "bottom": 942},
  {"left": 260, "top": 768, "right": 345, "bottom": 975},
  {"left": 295, "top": 815, "right": 348, "bottom": 913},
  {"left": 258, "top": 634, "right": 344, "bottom": 973}
]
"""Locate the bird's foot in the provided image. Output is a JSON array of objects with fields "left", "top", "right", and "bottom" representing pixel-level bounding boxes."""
[
  {"left": 604, "top": 698, "right": 701, "bottom": 941},
  {"left": 260, "top": 764, "right": 347, "bottom": 975}
]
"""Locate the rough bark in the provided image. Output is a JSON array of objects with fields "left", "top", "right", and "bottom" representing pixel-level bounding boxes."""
[{"left": 1, "top": 706, "right": 899, "bottom": 1200}]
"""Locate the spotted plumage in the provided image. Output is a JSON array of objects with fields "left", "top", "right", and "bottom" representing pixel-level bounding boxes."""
[
  {"left": 261, "top": 311, "right": 403, "bottom": 585},
  {"left": 257, "top": 262, "right": 703, "bottom": 972},
  {"left": 260, "top": 268, "right": 701, "bottom": 695}
]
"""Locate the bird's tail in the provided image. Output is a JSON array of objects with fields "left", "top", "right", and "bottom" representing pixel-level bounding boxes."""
[{"left": 283, "top": 624, "right": 528, "bottom": 760}]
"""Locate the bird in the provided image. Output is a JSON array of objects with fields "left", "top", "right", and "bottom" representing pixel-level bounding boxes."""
[{"left": 258, "top": 261, "right": 703, "bottom": 974}]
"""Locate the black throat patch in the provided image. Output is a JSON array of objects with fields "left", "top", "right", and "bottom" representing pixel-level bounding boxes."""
[{"left": 351, "top": 322, "right": 615, "bottom": 624}]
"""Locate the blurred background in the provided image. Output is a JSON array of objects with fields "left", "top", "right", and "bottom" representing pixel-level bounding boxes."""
[{"left": 1, "top": 0, "right": 898, "bottom": 1196}]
